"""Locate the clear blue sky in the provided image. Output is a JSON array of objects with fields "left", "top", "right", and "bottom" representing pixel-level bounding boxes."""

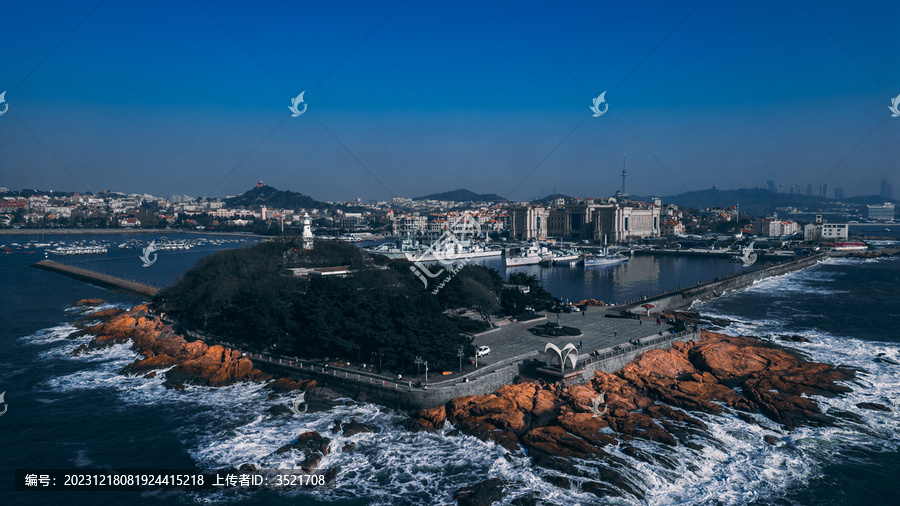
[{"left": 1, "top": 0, "right": 898, "bottom": 201}]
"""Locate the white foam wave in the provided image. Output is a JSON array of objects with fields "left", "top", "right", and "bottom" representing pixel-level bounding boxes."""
[
  {"left": 18, "top": 324, "right": 79, "bottom": 345},
  {"left": 185, "top": 398, "right": 586, "bottom": 504},
  {"left": 31, "top": 279, "right": 900, "bottom": 505}
]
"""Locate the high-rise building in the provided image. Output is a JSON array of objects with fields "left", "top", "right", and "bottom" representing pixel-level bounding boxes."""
[
  {"left": 820, "top": 183, "right": 828, "bottom": 198},
  {"left": 806, "top": 184, "right": 813, "bottom": 196},
  {"left": 881, "top": 179, "right": 894, "bottom": 200},
  {"left": 766, "top": 180, "right": 775, "bottom": 192},
  {"left": 866, "top": 203, "right": 895, "bottom": 221},
  {"left": 834, "top": 187, "right": 844, "bottom": 200}
]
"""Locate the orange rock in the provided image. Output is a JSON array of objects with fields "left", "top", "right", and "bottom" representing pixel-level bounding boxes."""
[
  {"left": 689, "top": 332, "right": 803, "bottom": 385},
  {"left": 531, "top": 389, "right": 563, "bottom": 426},
  {"left": 75, "top": 298, "right": 106, "bottom": 307},
  {"left": 495, "top": 382, "right": 537, "bottom": 412},
  {"left": 620, "top": 347, "right": 698, "bottom": 391},
  {"left": 411, "top": 406, "right": 447, "bottom": 432},
  {"left": 555, "top": 412, "right": 615, "bottom": 447},
  {"left": 521, "top": 426, "right": 606, "bottom": 460}
]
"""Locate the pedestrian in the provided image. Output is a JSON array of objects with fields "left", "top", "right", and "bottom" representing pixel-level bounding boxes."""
[{"left": 639, "top": 318, "right": 643, "bottom": 325}]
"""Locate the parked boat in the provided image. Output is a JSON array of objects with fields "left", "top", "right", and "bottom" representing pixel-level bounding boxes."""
[
  {"left": 505, "top": 243, "right": 546, "bottom": 267},
  {"left": 49, "top": 245, "right": 108, "bottom": 255},
  {"left": 583, "top": 248, "right": 628, "bottom": 266}
]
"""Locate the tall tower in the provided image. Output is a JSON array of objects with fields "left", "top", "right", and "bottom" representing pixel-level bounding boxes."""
[
  {"left": 621, "top": 153, "right": 627, "bottom": 196},
  {"left": 301, "top": 213, "right": 314, "bottom": 251}
]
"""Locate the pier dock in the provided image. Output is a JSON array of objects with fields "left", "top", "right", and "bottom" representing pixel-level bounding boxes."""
[{"left": 32, "top": 260, "right": 159, "bottom": 298}]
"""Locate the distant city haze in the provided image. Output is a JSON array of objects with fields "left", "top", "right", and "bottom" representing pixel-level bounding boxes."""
[{"left": 1, "top": 1, "right": 898, "bottom": 201}]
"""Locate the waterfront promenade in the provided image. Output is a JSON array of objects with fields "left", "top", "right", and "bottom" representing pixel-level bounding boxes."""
[{"left": 187, "top": 310, "right": 697, "bottom": 410}]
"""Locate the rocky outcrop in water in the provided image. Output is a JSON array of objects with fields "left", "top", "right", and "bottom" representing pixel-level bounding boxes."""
[
  {"left": 410, "top": 330, "right": 854, "bottom": 499},
  {"left": 275, "top": 431, "right": 331, "bottom": 472}
]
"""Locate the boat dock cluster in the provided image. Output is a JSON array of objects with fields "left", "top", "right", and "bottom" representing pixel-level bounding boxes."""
[{"left": 365, "top": 238, "right": 631, "bottom": 268}]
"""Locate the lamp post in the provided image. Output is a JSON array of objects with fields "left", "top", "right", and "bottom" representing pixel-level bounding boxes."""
[
  {"left": 424, "top": 361, "right": 428, "bottom": 382},
  {"left": 414, "top": 356, "right": 423, "bottom": 379},
  {"left": 458, "top": 345, "right": 464, "bottom": 373}
]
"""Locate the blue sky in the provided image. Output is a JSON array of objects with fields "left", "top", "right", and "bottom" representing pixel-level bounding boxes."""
[{"left": 1, "top": 0, "right": 898, "bottom": 201}]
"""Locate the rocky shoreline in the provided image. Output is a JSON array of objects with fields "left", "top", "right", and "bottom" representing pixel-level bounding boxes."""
[
  {"left": 71, "top": 300, "right": 271, "bottom": 389},
  {"left": 69, "top": 299, "right": 863, "bottom": 503},
  {"left": 409, "top": 328, "right": 859, "bottom": 501}
]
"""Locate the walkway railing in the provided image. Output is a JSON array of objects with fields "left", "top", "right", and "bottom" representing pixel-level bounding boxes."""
[
  {"left": 582, "top": 329, "right": 697, "bottom": 367},
  {"left": 178, "top": 326, "right": 516, "bottom": 393}
]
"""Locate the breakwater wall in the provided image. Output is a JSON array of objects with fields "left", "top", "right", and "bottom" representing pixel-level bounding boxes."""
[
  {"left": 252, "top": 355, "right": 528, "bottom": 411},
  {"left": 188, "top": 330, "right": 531, "bottom": 411},
  {"left": 32, "top": 260, "right": 158, "bottom": 298},
  {"left": 620, "top": 253, "right": 825, "bottom": 313}
]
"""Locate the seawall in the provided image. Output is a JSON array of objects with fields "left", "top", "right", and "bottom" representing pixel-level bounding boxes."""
[
  {"left": 32, "top": 260, "right": 158, "bottom": 298},
  {"left": 254, "top": 358, "right": 527, "bottom": 411},
  {"left": 621, "top": 253, "right": 825, "bottom": 313}
]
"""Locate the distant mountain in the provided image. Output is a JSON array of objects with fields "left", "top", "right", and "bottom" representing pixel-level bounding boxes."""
[
  {"left": 225, "top": 185, "right": 327, "bottom": 209},
  {"left": 414, "top": 189, "right": 507, "bottom": 202},
  {"left": 531, "top": 194, "right": 574, "bottom": 205},
  {"left": 641, "top": 188, "right": 835, "bottom": 215}
]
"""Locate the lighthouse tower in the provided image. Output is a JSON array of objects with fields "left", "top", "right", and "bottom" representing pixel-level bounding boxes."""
[{"left": 302, "top": 213, "right": 314, "bottom": 251}]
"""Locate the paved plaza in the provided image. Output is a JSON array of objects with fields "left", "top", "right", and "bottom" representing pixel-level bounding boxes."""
[{"left": 471, "top": 308, "right": 676, "bottom": 368}]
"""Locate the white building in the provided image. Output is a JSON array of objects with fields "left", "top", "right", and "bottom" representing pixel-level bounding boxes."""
[
  {"left": 510, "top": 203, "right": 660, "bottom": 243},
  {"left": 803, "top": 211, "right": 848, "bottom": 241},
  {"left": 866, "top": 203, "right": 895, "bottom": 221}
]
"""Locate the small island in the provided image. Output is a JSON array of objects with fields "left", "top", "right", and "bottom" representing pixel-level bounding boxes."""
[{"left": 153, "top": 238, "right": 555, "bottom": 376}]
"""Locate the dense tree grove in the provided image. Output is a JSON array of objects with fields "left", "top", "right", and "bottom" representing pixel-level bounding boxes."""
[
  {"left": 500, "top": 272, "right": 556, "bottom": 315},
  {"left": 155, "top": 239, "right": 526, "bottom": 372}
]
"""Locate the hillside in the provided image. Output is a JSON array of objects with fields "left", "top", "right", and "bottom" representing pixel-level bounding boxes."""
[
  {"left": 154, "top": 238, "right": 505, "bottom": 371},
  {"left": 531, "top": 193, "right": 574, "bottom": 205},
  {"left": 414, "top": 189, "right": 506, "bottom": 202},
  {"left": 225, "top": 185, "right": 327, "bottom": 209}
]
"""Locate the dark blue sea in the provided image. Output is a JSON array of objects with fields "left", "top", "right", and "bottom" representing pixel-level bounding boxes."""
[{"left": 2, "top": 232, "right": 898, "bottom": 505}]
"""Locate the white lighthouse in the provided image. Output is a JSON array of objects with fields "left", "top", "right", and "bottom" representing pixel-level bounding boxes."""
[{"left": 302, "top": 212, "right": 314, "bottom": 251}]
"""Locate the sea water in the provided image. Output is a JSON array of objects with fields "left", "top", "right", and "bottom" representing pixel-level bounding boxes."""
[{"left": 2, "top": 235, "right": 898, "bottom": 505}]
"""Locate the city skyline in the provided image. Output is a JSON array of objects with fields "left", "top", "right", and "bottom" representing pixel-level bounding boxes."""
[{"left": 1, "top": 0, "right": 898, "bottom": 201}]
